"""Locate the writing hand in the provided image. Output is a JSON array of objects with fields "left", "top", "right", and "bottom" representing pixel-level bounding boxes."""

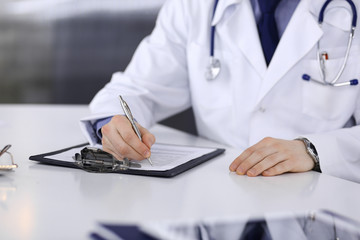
[{"left": 101, "top": 115, "right": 156, "bottom": 161}]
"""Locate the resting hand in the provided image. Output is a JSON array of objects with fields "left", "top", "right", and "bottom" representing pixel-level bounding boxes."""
[
  {"left": 229, "top": 137, "right": 314, "bottom": 177},
  {"left": 101, "top": 115, "right": 156, "bottom": 161}
]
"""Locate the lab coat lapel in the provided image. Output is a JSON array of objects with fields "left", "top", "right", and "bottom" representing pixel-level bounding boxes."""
[
  {"left": 212, "top": 0, "right": 267, "bottom": 78},
  {"left": 256, "top": 0, "right": 323, "bottom": 104}
]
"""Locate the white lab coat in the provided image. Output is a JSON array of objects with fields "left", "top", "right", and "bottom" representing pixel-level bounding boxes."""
[{"left": 82, "top": 0, "right": 360, "bottom": 183}]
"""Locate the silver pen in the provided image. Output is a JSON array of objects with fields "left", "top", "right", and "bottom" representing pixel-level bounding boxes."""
[{"left": 119, "top": 95, "right": 153, "bottom": 166}]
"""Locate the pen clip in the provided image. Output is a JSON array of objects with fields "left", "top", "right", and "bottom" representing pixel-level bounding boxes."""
[{"left": 73, "top": 147, "right": 141, "bottom": 173}]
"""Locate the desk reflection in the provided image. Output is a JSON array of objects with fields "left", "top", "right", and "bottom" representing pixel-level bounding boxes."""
[
  {"left": 228, "top": 171, "right": 320, "bottom": 198},
  {"left": 90, "top": 210, "right": 360, "bottom": 240},
  {"left": 0, "top": 174, "right": 17, "bottom": 210}
]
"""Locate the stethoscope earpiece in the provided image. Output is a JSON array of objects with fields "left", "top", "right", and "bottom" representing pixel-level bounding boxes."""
[{"left": 302, "top": 74, "right": 359, "bottom": 87}]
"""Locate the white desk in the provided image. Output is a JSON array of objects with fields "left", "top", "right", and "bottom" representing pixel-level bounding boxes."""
[{"left": 1, "top": 104, "right": 360, "bottom": 239}]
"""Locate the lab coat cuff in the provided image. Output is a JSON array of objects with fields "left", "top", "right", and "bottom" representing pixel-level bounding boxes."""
[
  {"left": 79, "top": 113, "right": 118, "bottom": 146},
  {"left": 94, "top": 117, "right": 113, "bottom": 140},
  {"left": 301, "top": 133, "right": 340, "bottom": 175}
]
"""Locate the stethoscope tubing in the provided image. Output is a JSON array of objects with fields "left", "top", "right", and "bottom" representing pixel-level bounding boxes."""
[
  {"left": 319, "top": 0, "right": 357, "bottom": 28},
  {"left": 306, "top": 0, "right": 358, "bottom": 87},
  {"left": 210, "top": 0, "right": 219, "bottom": 58},
  {"left": 205, "top": 0, "right": 221, "bottom": 81}
]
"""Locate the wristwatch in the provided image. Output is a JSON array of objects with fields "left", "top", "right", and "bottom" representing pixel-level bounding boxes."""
[{"left": 295, "top": 137, "right": 321, "bottom": 172}]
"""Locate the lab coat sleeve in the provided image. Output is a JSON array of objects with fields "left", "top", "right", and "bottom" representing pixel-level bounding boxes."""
[
  {"left": 83, "top": 0, "right": 192, "bottom": 137},
  {"left": 304, "top": 103, "right": 360, "bottom": 183}
]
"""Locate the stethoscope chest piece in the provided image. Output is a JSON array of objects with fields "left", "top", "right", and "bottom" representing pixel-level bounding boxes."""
[{"left": 205, "top": 57, "right": 221, "bottom": 81}]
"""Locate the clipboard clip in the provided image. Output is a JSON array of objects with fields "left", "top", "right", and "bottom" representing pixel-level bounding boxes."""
[
  {"left": 73, "top": 147, "right": 141, "bottom": 173},
  {"left": 0, "top": 144, "right": 18, "bottom": 171}
]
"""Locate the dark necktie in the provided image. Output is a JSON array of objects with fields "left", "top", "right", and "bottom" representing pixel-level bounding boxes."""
[{"left": 257, "top": 0, "right": 281, "bottom": 66}]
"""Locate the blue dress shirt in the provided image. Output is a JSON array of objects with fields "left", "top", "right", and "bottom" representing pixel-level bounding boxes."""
[{"left": 251, "top": 0, "right": 300, "bottom": 38}]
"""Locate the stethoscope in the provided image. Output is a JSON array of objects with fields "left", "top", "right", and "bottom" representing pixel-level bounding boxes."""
[
  {"left": 205, "top": 0, "right": 221, "bottom": 81},
  {"left": 205, "top": 0, "right": 359, "bottom": 87},
  {"left": 303, "top": 0, "right": 358, "bottom": 87}
]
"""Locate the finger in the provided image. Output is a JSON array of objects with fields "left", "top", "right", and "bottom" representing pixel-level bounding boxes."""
[
  {"left": 119, "top": 124, "right": 151, "bottom": 160},
  {"left": 111, "top": 115, "right": 152, "bottom": 159},
  {"left": 101, "top": 118, "right": 146, "bottom": 160},
  {"left": 137, "top": 123, "right": 156, "bottom": 149},
  {"left": 262, "top": 160, "right": 291, "bottom": 176},
  {"left": 102, "top": 135, "right": 125, "bottom": 160},
  {"left": 229, "top": 148, "right": 254, "bottom": 172},
  {"left": 102, "top": 130, "right": 145, "bottom": 160},
  {"left": 101, "top": 123, "right": 126, "bottom": 160},
  {"left": 229, "top": 137, "right": 275, "bottom": 172},
  {"left": 246, "top": 152, "right": 286, "bottom": 177},
  {"left": 235, "top": 146, "right": 277, "bottom": 175}
]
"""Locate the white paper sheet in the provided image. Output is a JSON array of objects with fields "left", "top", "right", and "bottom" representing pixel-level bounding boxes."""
[{"left": 45, "top": 143, "right": 216, "bottom": 171}]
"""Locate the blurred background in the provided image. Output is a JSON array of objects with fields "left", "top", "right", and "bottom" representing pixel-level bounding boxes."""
[
  {"left": 0, "top": 0, "right": 197, "bottom": 134},
  {"left": 0, "top": 0, "right": 165, "bottom": 104}
]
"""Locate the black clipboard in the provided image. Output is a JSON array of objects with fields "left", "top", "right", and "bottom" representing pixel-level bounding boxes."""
[{"left": 29, "top": 143, "right": 225, "bottom": 178}]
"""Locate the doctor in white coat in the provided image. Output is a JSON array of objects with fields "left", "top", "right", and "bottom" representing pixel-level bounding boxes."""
[{"left": 81, "top": 0, "right": 360, "bottom": 182}]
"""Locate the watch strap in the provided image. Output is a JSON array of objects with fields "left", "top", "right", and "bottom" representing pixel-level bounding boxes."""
[{"left": 295, "top": 137, "right": 321, "bottom": 172}]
